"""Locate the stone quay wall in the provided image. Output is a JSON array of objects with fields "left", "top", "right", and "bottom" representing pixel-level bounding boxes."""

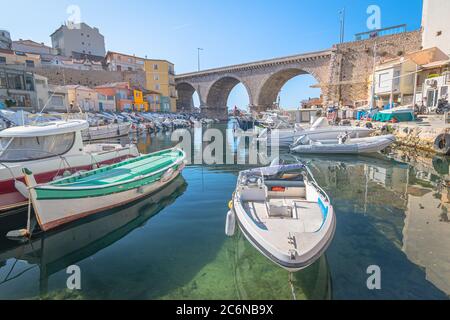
[{"left": 326, "top": 30, "right": 423, "bottom": 106}]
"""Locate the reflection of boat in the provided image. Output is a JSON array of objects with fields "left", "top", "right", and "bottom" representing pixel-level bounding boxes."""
[
  {"left": 0, "top": 120, "right": 139, "bottom": 214},
  {"left": 23, "top": 148, "right": 186, "bottom": 231},
  {"left": 0, "top": 176, "right": 187, "bottom": 295},
  {"left": 229, "top": 164, "right": 335, "bottom": 271},
  {"left": 231, "top": 229, "right": 332, "bottom": 300},
  {"left": 290, "top": 135, "right": 395, "bottom": 155}
]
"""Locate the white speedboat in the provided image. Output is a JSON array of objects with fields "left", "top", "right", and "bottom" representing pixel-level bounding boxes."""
[
  {"left": 291, "top": 134, "right": 396, "bottom": 154},
  {"left": 82, "top": 122, "right": 131, "bottom": 141},
  {"left": 0, "top": 120, "right": 139, "bottom": 214},
  {"left": 257, "top": 117, "right": 374, "bottom": 147},
  {"left": 226, "top": 163, "right": 336, "bottom": 271}
]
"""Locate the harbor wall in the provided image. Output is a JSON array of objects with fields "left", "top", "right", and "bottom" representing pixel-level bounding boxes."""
[{"left": 327, "top": 30, "right": 423, "bottom": 106}]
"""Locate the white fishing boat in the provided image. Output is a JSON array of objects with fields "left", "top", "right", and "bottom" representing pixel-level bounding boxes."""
[
  {"left": 20, "top": 148, "right": 186, "bottom": 232},
  {"left": 0, "top": 120, "right": 139, "bottom": 214},
  {"left": 82, "top": 122, "right": 131, "bottom": 141},
  {"left": 226, "top": 163, "right": 336, "bottom": 271},
  {"left": 257, "top": 117, "right": 374, "bottom": 147},
  {"left": 290, "top": 134, "right": 396, "bottom": 155}
]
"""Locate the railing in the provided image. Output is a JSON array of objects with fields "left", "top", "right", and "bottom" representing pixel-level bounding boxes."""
[{"left": 355, "top": 24, "right": 407, "bottom": 41}]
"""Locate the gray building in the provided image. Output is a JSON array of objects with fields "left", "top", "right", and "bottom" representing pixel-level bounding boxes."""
[
  {"left": 50, "top": 22, "right": 106, "bottom": 58},
  {"left": 0, "top": 65, "right": 38, "bottom": 111},
  {"left": 0, "top": 30, "right": 12, "bottom": 50}
]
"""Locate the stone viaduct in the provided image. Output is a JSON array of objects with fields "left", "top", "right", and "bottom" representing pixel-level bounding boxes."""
[{"left": 175, "top": 30, "right": 422, "bottom": 119}]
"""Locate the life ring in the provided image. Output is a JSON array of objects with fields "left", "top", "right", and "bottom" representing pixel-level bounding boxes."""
[{"left": 433, "top": 133, "right": 450, "bottom": 155}]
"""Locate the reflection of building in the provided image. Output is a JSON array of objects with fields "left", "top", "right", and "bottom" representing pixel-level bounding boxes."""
[
  {"left": 0, "top": 65, "right": 38, "bottom": 111},
  {"left": 50, "top": 22, "right": 106, "bottom": 58},
  {"left": 403, "top": 185, "right": 450, "bottom": 296},
  {"left": 144, "top": 59, "right": 177, "bottom": 112}
]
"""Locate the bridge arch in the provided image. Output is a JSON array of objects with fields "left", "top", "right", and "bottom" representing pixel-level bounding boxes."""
[
  {"left": 256, "top": 68, "right": 321, "bottom": 109},
  {"left": 176, "top": 82, "right": 199, "bottom": 112},
  {"left": 206, "top": 75, "right": 253, "bottom": 112}
]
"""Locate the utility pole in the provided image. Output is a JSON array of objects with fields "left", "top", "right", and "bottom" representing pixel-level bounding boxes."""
[
  {"left": 339, "top": 8, "right": 346, "bottom": 44},
  {"left": 370, "top": 42, "right": 378, "bottom": 109},
  {"left": 197, "top": 48, "right": 204, "bottom": 72}
]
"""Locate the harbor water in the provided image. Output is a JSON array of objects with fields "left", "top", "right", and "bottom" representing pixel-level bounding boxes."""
[{"left": 0, "top": 121, "right": 449, "bottom": 300}]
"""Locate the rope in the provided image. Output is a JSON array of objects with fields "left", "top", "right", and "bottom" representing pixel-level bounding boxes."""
[{"left": 288, "top": 272, "right": 297, "bottom": 300}]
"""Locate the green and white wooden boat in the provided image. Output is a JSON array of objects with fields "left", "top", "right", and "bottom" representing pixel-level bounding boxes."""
[{"left": 22, "top": 148, "right": 186, "bottom": 232}]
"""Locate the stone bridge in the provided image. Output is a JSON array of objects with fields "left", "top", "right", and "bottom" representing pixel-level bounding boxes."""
[{"left": 175, "top": 49, "right": 333, "bottom": 119}]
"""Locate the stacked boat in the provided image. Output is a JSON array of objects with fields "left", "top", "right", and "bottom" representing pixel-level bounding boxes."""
[
  {"left": 226, "top": 163, "right": 336, "bottom": 271},
  {"left": 290, "top": 132, "right": 396, "bottom": 155},
  {"left": 256, "top": 116, "right": 375, "bottom": 148}
]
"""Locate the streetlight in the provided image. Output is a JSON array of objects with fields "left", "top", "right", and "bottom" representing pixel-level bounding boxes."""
[{"left": 197, "top": 48, "right": 204, "bottom": 72}]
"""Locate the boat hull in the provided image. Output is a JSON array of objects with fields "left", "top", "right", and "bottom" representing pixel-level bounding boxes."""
[
  {"left": 260, "top": 127, "right": 374, "bottom": 147},
  {"left": 82, "top": 123, "right": 131, "bottom": 141},
  {"left": 291, "top": 135, "right": 395, "bottom": 154},
  {"left": 29, "top": 167, "right": 183, "bottom": 231}
]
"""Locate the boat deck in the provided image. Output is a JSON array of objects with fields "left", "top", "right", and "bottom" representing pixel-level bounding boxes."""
[
  {"left": 243, "top": 198, "right": 324, "bottom": 254},
  {"left": 52, "top": 150, "right": 181, "bottom": 187}
]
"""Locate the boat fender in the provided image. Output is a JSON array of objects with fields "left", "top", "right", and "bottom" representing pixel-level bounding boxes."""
[
  {"left": 63, "top": 170, "right": 72, "bottom": 177},
  {"left": 225, "top": 210, "right": 236, "bottom": 237},
  {"left": 434, "top": 133, "right": 450, "bottom": 155},
  {"left": 14, "top": 180, "right": 29, "bottom": 199}
]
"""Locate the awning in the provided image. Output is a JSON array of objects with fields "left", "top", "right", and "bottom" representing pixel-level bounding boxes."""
[{"left": 406, "top": 47, "right": 449, "bottom": 66}]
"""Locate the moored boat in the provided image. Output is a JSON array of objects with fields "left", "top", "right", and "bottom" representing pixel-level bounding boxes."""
[
  {"left": 22, "top": 148, "right": 186, "bottom": 231},
  {"left": 82, "top": 122, "right": 131, "bottom": 141},
  {"left": 290, "top": 134, "right": 396, "bottom": 155},
  {"left": 0, "top": 120, "right": 139, "bottom": 214},
  {"left": 227, "top": 163, "right": 336, "bottom": 271}
]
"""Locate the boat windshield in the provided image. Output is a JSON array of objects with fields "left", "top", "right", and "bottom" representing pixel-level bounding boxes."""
[{"left": 0, "top": 132, "right": 75, "bottom": 162}]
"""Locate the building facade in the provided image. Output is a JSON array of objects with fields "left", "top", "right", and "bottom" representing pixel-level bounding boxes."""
[
  {"left": 12, "top": 39, "right": 58, "bottom": 55},
  {"left": 422, "top": 0, "right": 450, "bottom": 55},
  {"left": 105, "top": 51, "right": 145, "bottom": 72},
  {"left": 0, "top": 65, "right": 38, "bottom": 111},
  {"left": 65, "top": 84, "right": 99, "bottom": 112},
  {"left": 144, "top": 59, "right": 176, "bottom": 112},
  {"left": 95, "top": 82, "right": 133, "bottom": 112},
  {"left": 0, "top": 49, "right": 41, "bottom": 68},
  {"left": 50, "top": 23, "right": 106, "bottom": 58}
]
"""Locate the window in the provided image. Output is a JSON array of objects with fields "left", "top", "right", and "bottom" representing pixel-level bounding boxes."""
[
  {"left": 155, "top": 84, "right": 160, "bottom": 90},
  {"left": 0, "top": 132, "right": 76, "bottom": 162},
  {"left": 0, "top": 57, "right": 6, "bottom": 64},
  {"left": 128, "top": 67, "right": 132, "bottom": 71},
  {"left": 0, "top": 71, "right": 6, "bottom": 88},
  {"left": 25, "top": 60, "right": 35, "bottom": 68},
  {"left": 154, "top": 74, "right": 159, "bottom": 81},
  {"left": 7, "top": 73, "right": 24, "bottom": 90},
  {"left": 153, "top": 64, "right": 158, "bottom": 70},
  {"left": 25, "top": 74, "right": 34, "bottom": 91},
  {"left": 82, "top": 42, "right": 85, "bottom": 45},
  {"left": 50, "top": 95, "right": 64, "bottom": 107}
]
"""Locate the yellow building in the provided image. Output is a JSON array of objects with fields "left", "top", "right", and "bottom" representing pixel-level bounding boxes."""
[{"left": 144, "top": 59, "right": 177, "bottom": 112}]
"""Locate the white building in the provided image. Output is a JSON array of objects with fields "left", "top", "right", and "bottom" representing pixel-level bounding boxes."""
[
  {"left": 422, "top": 0, "right": 450, "bottom": 55},
  {"left": 50, "top": 23, "right": 106, "bottom": 58}
]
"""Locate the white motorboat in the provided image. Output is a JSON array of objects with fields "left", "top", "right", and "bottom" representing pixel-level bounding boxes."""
[
  {"left": 226, "top": 163, "right": 336, "bottom": 271},
  {"left": 257, "top": 117, "right": 375, "bottom": 147},
  {"left": 82, "top": 122, "right": 131, "bottom": 141},
  {"left": 290, "top": 134, "right": 396, "bottom": 155},
  {"left": 0, "top": 120, "right": 139, "bottom": 213}
]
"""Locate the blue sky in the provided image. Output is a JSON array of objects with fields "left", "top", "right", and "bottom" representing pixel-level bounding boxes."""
[{"left": 2, "top": 0, "right": 423, "bottom": 109}]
